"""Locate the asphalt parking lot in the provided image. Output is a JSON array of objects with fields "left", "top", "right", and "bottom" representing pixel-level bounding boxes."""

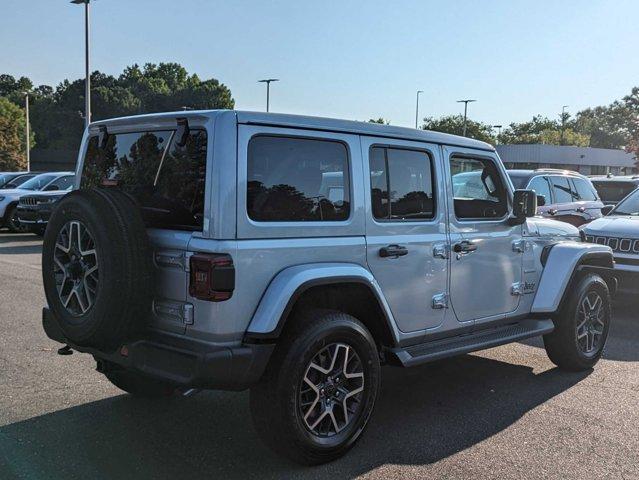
[{"left": 0, "top": 232, "right": 638, "bottom": 480}]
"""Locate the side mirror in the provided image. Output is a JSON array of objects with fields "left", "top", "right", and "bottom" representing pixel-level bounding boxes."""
[
  {"left": 45, "top": 184, "right": 60, "bottom": 191},
  {"left": 509, "top": 189, "right": 538, "bottom": 225},
  {"left": 537, "top": 194, "right": 546, "bottom": 207},
  {"left": 601, "top": 205, "right": 614, "bottom": 216}
]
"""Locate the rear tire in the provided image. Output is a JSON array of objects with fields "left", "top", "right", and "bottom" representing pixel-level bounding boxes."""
[
  {"left": 250, "top": 309, "right": 380, "bottom": 465},
  {"left": 543, "top": 273, "right": 611, "bottom": 371},
  {"left": 105, "top": 369, "right": 175, "bottom": 398}
]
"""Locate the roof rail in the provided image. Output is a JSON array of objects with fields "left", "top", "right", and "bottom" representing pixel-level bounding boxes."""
[{"left": 533, "top": 168, "right": 580, "bottom": 174}]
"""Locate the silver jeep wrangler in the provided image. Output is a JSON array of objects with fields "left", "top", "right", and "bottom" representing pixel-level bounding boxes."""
[{"left": 42, "top": 111, "right": 616, "bottom": 464}]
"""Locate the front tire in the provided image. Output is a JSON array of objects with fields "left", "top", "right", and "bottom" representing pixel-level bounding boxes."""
[
  {"left": 250, "top": 310, "right": 380, "bottom": 465},
  {"left": 543, "top": 273, "right": 611, "bottom": 371}
]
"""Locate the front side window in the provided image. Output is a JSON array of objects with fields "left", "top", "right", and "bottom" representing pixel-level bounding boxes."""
[
  {"left": 49, "top": 175, "right": 75, "bottom": 191},
  {"left": 450, "top": 157, "right": 508, "bottom": 219},
  {"left": 370, "top": 146, "right": 435, "bottom": 220},
  {"left": 247, "top": 135, "right": 350, "bottom": 222},
  {"left": 81, "top": 129, "right": 208, "bottom": 231},
  {"left": 572, "top": 178, "right": 598, "bottom": 201},
  {"left": 528, "top": 176, "right": 552, "bottom": 204},
  {"left": 550, "top": 176, "right": 574, "bottom": 204}
]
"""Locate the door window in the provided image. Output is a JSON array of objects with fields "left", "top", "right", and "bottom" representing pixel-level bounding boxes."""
[
  {"left": 450, "top": 157, "right": 507, "bottom": 219},
  {"left": 550, "top": 176, "right": 574, "bottom": 204},
  {"left": 247, "top": 135, "right": 350, "bottom": 222},
  {"left": 370, "top": 146, "right": 435, "bottom": 220},
  {"left": 528, "top": 176, "right": 552, "bottom": 204},
  {"left": 48, "top": 175, "right": 75, "bottom": 191},
  {"left": 572, "top": 178, "right": 598, "bottom": 201}
]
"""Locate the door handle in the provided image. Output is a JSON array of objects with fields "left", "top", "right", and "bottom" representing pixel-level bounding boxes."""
[
  {"left": 548, "top": 209, "right": 558, "bottom": 215},
  {"left": 576, "top": 207, "right": 586, "bottom": 213},
  {"left": 453, "top": 240, "right": 477, "bottom": 254},
  {"left": 379, "top": 244, "right": 408, "bottom": 258}
]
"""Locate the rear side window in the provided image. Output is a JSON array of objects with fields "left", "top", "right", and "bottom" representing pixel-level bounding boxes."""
[
  {"left": 550, "top": 176, "right": 574, "bottom": 204},
  {"left": 81, "top": 129, "right": 208, "bottom": 231},
  {"left": 247, "top": 135, "right": 350, "bottom": 222},
  {"left": 572, "top": 178, "right": 598, "bottom": 201},
  {"left": 370, "top": 146, "right": 435, "bottom": 220}
]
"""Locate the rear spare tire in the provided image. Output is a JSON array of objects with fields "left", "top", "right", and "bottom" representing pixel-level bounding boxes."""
[{"left": 42, "top": 188, "right": 153, "bottom": 350}]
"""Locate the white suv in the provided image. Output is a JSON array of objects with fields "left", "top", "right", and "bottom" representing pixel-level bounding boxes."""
[{"left": 41, "top": 111, "right": 615, "bottom": 464}]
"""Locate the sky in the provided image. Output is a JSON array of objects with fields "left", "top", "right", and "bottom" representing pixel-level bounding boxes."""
[{"left": 1, "top": 0, "right": 638, "bottom": 129}]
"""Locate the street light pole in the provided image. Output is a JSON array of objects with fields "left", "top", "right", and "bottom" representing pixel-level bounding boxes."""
[
  {"left": 560, "top": 105, "right": 569, "bottom": 146},
  {"left": 415, "top": 90, "right": 423, "bottom": 129},
  {"left": 493, "top": 124, "right": 502, "bottom": 145},
  {"left": 258, "top": 78, "right": 279, "bottom": 112},
  {"left": 71, "top": 0, "right": 91, "bottom": 128},
  {"left": 457, "top": 99, "right": 476, "bottom": 137},
  {"left": 24, "top": 92, "right": 30, "bottom": 171}
]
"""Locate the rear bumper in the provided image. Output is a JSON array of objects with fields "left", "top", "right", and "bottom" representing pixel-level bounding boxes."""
[{"left": 43, "top": 307, "right": 274, "bottom": 391}]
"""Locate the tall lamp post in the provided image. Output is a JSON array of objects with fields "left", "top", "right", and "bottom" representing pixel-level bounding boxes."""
[
  {"left": 457, "top": 99, "right": 476, "bottom": 137},
  {"left": 415, "top": 90, "right": 423, "bottom": 129},
  {"left": 71, "top": 0, "right": 91, "bottom": 128},
  {"left": 493, "top": 124, "right": 502, "bottom": 145},
  {"left": 560, "top": 105, "right": 569, "bottom": 145},
  {"left": 258, "top": 78, "right": 279, "bottom": 112},
  {"left": 24, "top": 92, "right": 30, "bottom": 171}
]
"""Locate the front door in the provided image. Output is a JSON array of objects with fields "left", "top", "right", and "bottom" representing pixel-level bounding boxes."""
[
  {"left": 446, "top": 148, "right": 523, "bottom": 324},
  {"left": 363, "top": 137, "right": 449, "bottom": 334}
]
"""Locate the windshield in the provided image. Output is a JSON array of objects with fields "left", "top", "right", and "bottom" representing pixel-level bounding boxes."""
[
  {"left": 18, "top": 174, "right": 57, "bottom": 191},
  {"left": 592, "top": 181, "right": 637, "bottom": 203},
  {"left": 612, "top": 189, "right": 639, "bottom": 216}
]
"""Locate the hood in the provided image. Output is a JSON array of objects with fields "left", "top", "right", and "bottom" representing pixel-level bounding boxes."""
[
  {"left": 582, "top": 216, "right": 639, "bottom": 237},
  {"left": 525, "top": 216, "right": 580, "bottom": 237},
  {"left": 0, "top": 188, "right": 31, "bottom": 199},
  {"left": 25, "top": 190, "right": 69, "bottom": 199}
]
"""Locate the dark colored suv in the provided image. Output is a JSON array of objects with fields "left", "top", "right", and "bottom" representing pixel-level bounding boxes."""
[
  {"left": 590, "top": 175, "right": 639, "bottom": 206},
  {"left": 508, "top": 169, "right": 604, "bottom": 226}
]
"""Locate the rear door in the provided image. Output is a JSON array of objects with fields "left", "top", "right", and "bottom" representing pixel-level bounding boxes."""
[
  {"left": 362, "top": 137, "right": 449, "bottom": 334},
  {"left": 79, "top": 126, "right": 210, "bottom": 334}
]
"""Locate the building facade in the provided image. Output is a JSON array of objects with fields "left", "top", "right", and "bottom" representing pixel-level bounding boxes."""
[{"left": 496, "top": 144, "right": 637, "bottom": 176}]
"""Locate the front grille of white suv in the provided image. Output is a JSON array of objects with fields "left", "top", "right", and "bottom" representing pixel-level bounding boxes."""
[
  {"left": 19, "top": 197, "right": 38, "bottom": 206},
  {"left": 584, "top": 235, "right": 639, "bottom": 254}
]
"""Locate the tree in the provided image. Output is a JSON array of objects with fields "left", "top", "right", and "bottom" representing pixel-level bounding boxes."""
[
  {"left": 1, "top": 63, "right": 234, "bottom": 152},
  {"left": 498, "top": 115, "right": 590, "bottom": 146},
  {"left": 0, "top": 97, "right": 34, "bottom": 170},
  {"left": 421, "top": 115, "right": 496, "bottom": 144},
  {"left": 368, "top": 118, "right": 390, "bottom": 124}
]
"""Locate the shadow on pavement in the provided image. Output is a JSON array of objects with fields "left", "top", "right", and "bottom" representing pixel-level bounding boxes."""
[
  {"left": 0, "top": 355, "right": 588, "bottom": 480},
  {"left": 0, "top": 234, "right": 43, "bottom": 255}
]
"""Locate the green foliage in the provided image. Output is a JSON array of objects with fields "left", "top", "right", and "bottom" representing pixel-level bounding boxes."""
[
  {"left": 498, "top": 115, "right": 590, "bottom": 146},
  {"left": 0, "top": 97, "right": 35, "bottom": 171},
  {"left": 368, "top": 117, "right": 390, "bottom": 125},
  {"left": 421, "top": 115, "right": 496, "bottom": 144},
  {"left": 1, "top": 63, "right": 234, "bottom": 153}
]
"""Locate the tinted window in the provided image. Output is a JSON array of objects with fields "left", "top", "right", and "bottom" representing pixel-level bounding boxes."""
[
  {"left": 370, "top": 146, "right": 434, "bottom": 220},
  {"left": 450, "top": 157, "right": 508, "bottom": 219},
  {"left": 550, "top": 176, "right": 574, "bottom": 203},
  {"left": 247, "top": 136, "right": 350, "bottom": 222},
  {"left": 49, "top": 175, "right": 75, "bottom": 191},
  {"left": 592, "top": 181, "right": 637, "bottom": 203},
  {"left": 528, "top": 176, "right": 552, "bottom": 204},
  {"left": 81, "top": 129, "right": 208, "bottom": 231},
  {"left": 572, "top": 178, "right": 597, "bottom": 201}
]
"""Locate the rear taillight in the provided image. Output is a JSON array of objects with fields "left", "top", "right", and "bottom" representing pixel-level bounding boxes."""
[{"left": 189, "top": 253, "right": 235, "bottom": 302}]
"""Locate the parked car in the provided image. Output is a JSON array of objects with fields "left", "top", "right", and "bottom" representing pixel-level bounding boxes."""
[
  {"left": 42, "top": 111, "right": 615, "bottom": 465},
  {"left": 590, "top": 175, "right": 639, "bottom": 206},
  {"left": 508, "top": 169, "right": 604, "bottom": 226},
  {"left": 0, "top": 172, "right": 75, "bottom": 232},
  {"left": 0, "top": 172, "right": 37, "bottom": 189},
  {"left": 16, "top": 185, "right": 74, "bottom": 236},
  {"left": 582, "top": 187, "right": 639, "bottom": 290}
]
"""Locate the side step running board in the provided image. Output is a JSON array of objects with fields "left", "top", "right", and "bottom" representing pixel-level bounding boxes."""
[{"left": 387, "top": 319, "right": 554, "bottom": 367}]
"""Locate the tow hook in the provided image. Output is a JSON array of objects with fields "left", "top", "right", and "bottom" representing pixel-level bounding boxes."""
[{"left": 57, "top": 345, "right": 73, "bottom": 356}]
